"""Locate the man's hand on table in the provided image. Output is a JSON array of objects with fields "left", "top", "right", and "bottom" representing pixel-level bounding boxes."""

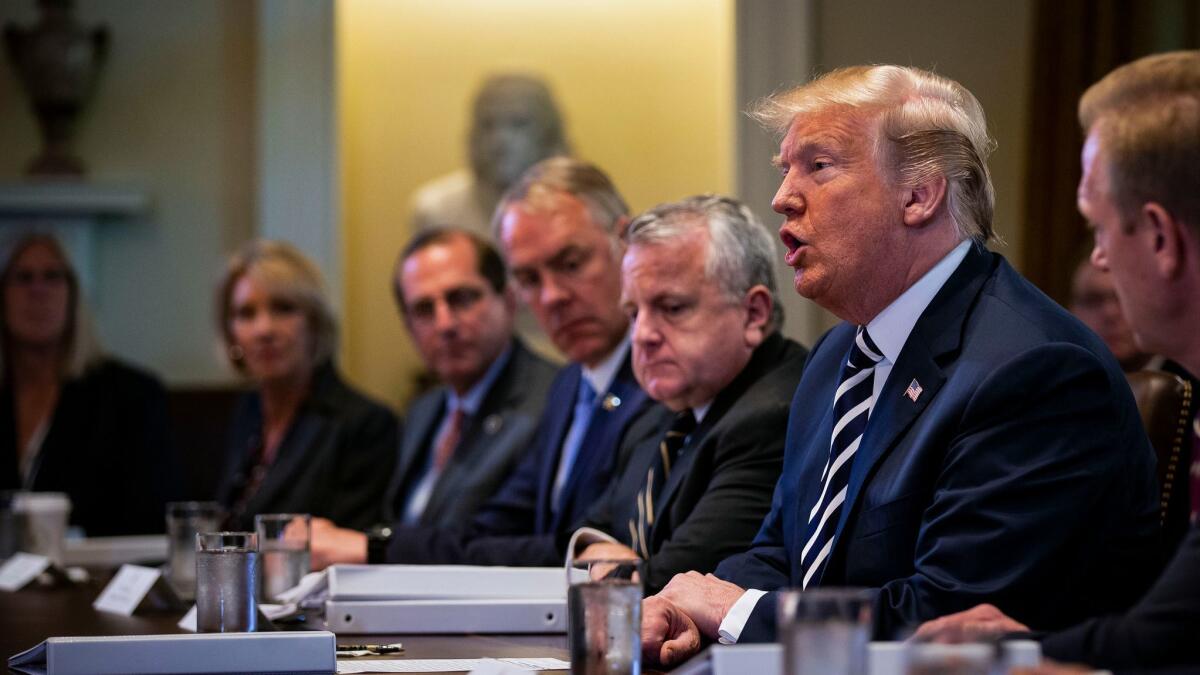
[
  {"left": 913, "top": 603, "right": 1030, "bottom": 643},
  {"left": 309, "top": 517, "right": 367, "bottom": 570},
  {"left": 641, "top": 572, "right": 746, "bottom": 667}
]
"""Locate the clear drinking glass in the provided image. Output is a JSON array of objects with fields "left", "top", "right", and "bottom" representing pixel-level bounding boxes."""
[
  {"left": 779, "top": 587, "right": 874, "bottom": 675},
  {"left": 254, "top": 513, "right": 311, "bottom": 602},
  {"left": 195, "top": 531, "right": 258, "bottom": 633},
  {"left": 165, "top": 501, "right": 223, "bottom": 600},
  {"left": 568, "top": 559, "right": 643, "bottom": 675}
]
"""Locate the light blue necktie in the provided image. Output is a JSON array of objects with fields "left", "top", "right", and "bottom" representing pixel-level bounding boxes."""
[{"left": 551, "top": 378, "right": 598, "bottom": 512}]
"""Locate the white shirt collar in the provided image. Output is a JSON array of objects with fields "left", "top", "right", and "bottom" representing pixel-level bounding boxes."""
[
  {"left": 692, "top": 401, "right": 713, "bottom": 424},
  {"left": 866, "top": 240, "right": 972, "bottom": 365},
  {"left": 581, "top": 333, "right": 631, "bottom": 396}
]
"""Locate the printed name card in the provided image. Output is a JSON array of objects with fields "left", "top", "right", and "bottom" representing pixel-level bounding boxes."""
[
  {"left": 0, "top": 552, "right": 50, "bottom": 591},
  {"left": 93, "top": 564, "right": 167, "bottom": 616}
]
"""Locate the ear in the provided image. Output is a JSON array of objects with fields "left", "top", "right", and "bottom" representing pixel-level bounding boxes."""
[
  {"left": 742, "top": 285, "right": 772, "bottom": 348},
  {"left": 901, "top": 176, "right": 949, "bottom": 228},
  {"left": 1142, "top": 202, "right": 1187, "bottom": 279}
]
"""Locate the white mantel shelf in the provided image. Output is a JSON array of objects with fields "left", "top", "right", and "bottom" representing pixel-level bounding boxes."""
[{"left": 0, "top": 181, "right": 150, "bottom": 218}]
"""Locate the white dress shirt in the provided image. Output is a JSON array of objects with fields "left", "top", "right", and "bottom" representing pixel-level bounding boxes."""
[{"left": 716, "top": 240, "right": 972, "bottom": 644}]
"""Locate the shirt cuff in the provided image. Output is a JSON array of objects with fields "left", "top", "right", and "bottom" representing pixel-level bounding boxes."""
[{"left": 716, "top": 589, "right": 767, "bottom": 644}]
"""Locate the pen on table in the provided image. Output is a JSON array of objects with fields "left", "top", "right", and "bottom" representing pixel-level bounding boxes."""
[{"left": 336, "top": 643, "right": 403, "bottom": 653}]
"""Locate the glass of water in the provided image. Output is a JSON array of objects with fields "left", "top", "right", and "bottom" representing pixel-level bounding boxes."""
[
  {"left": 254, "top": 513, "right": 311, "bottom": 602},
  {"left": 568, "top": 559, "right": 643, "bottom": 675},
  {"left": 165, "top": 501, "right": 223, "bottom": 600},
  {"left": 779, "top": 587, "right": 874, "bottom": 675},
  {"left": 195, "top": 531, "right": 258, "bottom": 633}
]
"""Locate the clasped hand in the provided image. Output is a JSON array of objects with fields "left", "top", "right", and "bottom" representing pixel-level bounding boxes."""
[{"left": 640, "top": 572, "right": 745, "bottom": 667}]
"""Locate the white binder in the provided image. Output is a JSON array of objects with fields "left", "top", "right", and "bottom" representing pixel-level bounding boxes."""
[
  {"left": 324, "top": 564, "right": 568, "bottom": 634},
  {"left": 7, "top": 631, "right": 336, "bottom": 675}
]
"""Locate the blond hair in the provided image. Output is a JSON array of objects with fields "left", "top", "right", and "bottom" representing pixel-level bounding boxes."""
[
  {"left": 0, "top": 233, "right": 104, "bottom": 379},
  {"left": 216, "top": 240, "right": 337, "bottom": 373},
  {"left": 751, "top": 65, "right": 997, "bottom": 244},
  {"left": 1079, "top": 51, "right": 1200, "bottom": 230}
]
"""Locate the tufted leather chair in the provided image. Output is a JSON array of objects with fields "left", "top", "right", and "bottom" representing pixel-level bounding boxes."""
[{"left": 1126, "top": 370, "right": 1194, "bottom": 558}]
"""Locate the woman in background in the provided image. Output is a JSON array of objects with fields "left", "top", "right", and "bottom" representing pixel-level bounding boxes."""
[
  {"left": 0, "top": 233, "right": 178, "bottom": 535},
  {"left": 214, "top": 240, "right": 397, "bottom": 531}
]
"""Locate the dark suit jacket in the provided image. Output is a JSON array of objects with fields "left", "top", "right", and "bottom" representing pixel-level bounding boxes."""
[
  {"left": 383, "top": 340, "right": 557, "bottom": 527},
  {"left": 717, "top": 246, "right": 1160, "bottom": 641},
  {"left": 216, "top": 362, "right": 399, "bottom": 531},
  {"left": 0, "top": 358, "right": 180, "bottom": 536},
  {"left": 1039, "top": 525, "right": 1200, "bottom": 671},
  {"left": 385, "top": 351, "right": 657, "bottom": 564},
  {"left": 580, "top": 333, "right": 807, "bottom": 593}
]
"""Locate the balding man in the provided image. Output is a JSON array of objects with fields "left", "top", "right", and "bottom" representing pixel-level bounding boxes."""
[
  {"left": 917, "top": 50, "right": 1200, "bottom": 673},
  {"left": 640, "top": 65, "right": 1158, "bottom": 668}
]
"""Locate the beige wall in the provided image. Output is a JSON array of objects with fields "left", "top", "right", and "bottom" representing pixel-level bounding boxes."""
[
  {"left": 815, "top": 0, "right": 1034, "bottom": 268},
  {"left": 0, "top": 0, "right": 255, "bottom": 384},
  {"left": 339, "top": 0, "right": 736, "bottom": 408}
]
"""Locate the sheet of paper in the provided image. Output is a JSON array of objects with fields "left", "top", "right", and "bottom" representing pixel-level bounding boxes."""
[
  {"left": 178, "top": 604, "right": 197, "bottom": 632},
  {"left": 93, "top": 564, "right": 162, "bottom": 616},
  {"left": 336, "top": 657, "right": 569, "bottom": 673},
  {"left": 0, "top": 552, "right": 50, "bottom": 592}
]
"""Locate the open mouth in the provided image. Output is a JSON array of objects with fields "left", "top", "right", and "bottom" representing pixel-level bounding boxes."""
[{"left": 780, "top": 229, "right": 807, "bottom": 266}]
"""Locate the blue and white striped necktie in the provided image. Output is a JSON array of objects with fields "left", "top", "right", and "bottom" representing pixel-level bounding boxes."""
[{"left": 800, "top": 326, "right": 883, "bottom": 589}]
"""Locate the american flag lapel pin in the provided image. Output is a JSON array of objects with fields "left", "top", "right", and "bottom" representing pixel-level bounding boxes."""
[{"left": 904, "top": 378, "right": 923, "bottom": 402}]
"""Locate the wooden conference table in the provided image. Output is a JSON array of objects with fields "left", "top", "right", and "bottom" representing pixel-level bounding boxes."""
[{"left": 0, "top": 574, "right": 573, "bottom": 675}]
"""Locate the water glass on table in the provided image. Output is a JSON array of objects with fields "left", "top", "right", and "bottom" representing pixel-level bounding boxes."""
[
  {"left": 165, "top": 501, "right": 223, "bottom": 600},
  {"left": 254, "top": 513, "right": 311, "bottom": 602},
  {"left": 195, "top": 531, "right": 258, "bottom": 633},
  {"left": 779, "top": 587, "right": 874, "bottom": 675},
  {"left": 568, "top": 558, "right": 643, "bottom": 675}
]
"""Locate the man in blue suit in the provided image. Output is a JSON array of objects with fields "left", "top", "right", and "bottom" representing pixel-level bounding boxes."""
[
  {"left": 641, "top": 64, "right": 1159, "bottom": 667},
  {"left": 366, "top": 157, "right": 659, "bottom": 565},
  {"left": 917, "top": 51, "right": 1200, "bottom": 673}
]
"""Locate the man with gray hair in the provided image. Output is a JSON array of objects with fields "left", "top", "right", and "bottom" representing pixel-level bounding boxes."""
[
  {"left": 462, "top": 194, "right": 807, "bottom": 590},
  {"left": 641, "top": 65, "right": 1158, "bottom": 667}
]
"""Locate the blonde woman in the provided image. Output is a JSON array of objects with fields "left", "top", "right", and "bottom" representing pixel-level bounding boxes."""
[
  {"left": 0, "top": 233, "right": 178, "bottom": 535},
  {"left": 214, "top": 240, "right": 398, "bottom": 530}
]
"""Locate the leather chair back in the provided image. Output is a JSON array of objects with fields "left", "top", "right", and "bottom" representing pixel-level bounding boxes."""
[{"left": 1126, "top": 370, "right": 1194, "bottom": 555}]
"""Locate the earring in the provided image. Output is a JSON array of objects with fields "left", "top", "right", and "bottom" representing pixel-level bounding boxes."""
[{"left": 228, "top": 344, "right": 245, "bottom": 361}]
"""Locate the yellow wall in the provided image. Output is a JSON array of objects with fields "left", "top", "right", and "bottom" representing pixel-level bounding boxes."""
[{"left": 339, "top": 0, "right": 735, "bottom": 408}]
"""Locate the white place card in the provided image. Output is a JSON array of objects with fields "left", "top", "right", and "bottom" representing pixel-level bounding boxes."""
[
  {"left": 178, "top": 605, "right": 197, "bottom": 632},
  {"left": 0, "top": 552, "right": 50, "bottom": 591},
  {"left": 93, "top": 564, "right": 164, "bottom": 616}
]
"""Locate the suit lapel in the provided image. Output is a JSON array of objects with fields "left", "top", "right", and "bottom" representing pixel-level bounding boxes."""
[
  {"left": 384, "top": 391, "right": 444, "bottom": 518},
  {"left": 819, "top": 246, "right": 994, "bottom": 585},
  {"left": 247, "top": 412, "right": 325, "bottom": 513},
  {"left": 535, "top": 365, "right": 582, "bottom": 530},
  {"left": 552, "top": 364, "right": 647, "bottom": 531}
]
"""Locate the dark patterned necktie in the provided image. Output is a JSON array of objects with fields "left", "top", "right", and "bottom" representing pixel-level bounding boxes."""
[
  {"left": 800, "top": 326, "right": 883, "bottom": 588},
  {"left": 630, "top": 409, "right": 697, "bottom": 558}
]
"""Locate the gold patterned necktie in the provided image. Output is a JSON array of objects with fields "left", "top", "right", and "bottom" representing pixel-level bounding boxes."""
[{"left": 629, "top": 410, "right": 697, "bottom": 558}]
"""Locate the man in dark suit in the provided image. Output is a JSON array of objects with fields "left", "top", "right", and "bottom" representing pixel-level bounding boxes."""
[
  {"left": 355, "top": 158, "right": 658, "bottom": 566},
  {"left": 454, "top": 195, "right": 808, "bottom": 589},
  {"left": 916, "top": 51, "right": 1200, "bottom": 673},
  {"left": 641, "top": 64, "right": 1159, "bottom": 668},
  {"left": 309, "top": 229, "right": 557, "bottom": 568}
]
